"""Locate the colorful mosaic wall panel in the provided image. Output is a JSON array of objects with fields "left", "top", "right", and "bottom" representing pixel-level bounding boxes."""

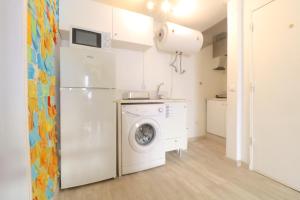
[{"left": 27, "top": 0, "right": 59, "bottom": 199}]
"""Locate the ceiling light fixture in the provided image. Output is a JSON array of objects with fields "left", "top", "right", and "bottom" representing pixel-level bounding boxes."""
[
  {"left": 161, "top": 0, "right": 171, "bottom": 13},
  {"left": 147, "top": 1, "right": 155, "bottom": 10},
  {"left": 172, "top": 0, "right": 197, "bottom": 17}
]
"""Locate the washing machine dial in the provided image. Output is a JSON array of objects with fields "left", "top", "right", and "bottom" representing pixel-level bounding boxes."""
[{"left": 158, "top": 107, "right": 163, "bottom": 113}]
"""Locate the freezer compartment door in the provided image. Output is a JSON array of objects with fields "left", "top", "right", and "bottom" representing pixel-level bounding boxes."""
[
  {"left": 60, "top": 88, "right": 116, "bottom": 189},
  {"left": 60, "top": 47, "right": 116, "bottom": 88}
]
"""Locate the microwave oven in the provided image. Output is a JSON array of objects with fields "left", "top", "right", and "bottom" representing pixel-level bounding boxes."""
[{"left": 71, "top": 28, "right": 111, "bottom": 48}]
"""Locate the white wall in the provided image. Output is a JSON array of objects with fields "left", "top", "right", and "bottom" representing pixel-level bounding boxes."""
[
  {"left": 0, "top": 1, "right": 32, "bottom": 199},
  {"left": 114, "top": 47, "right": 200, "bottom": 138},
  {"left": 196, "top": 45, "right": 227, "bottom": 136},
  {"left": 226, "top": 0, "right": 244, "bottom": 162},
  {"left": 115, "top": 44, "right": 228, "bottom": 138}
]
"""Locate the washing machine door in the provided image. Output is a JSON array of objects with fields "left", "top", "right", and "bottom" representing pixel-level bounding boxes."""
[{"left": 129, "top": 119, "right": 161, "bottom": 153}]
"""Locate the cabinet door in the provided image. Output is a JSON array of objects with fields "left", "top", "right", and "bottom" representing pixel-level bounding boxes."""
[
  {"left": 59, "top": 0, "right": 113, "bottom": 33},
  {"left": 164, "top": 103, "right": 187, "bottom": 139},
  {"left": 112, "top": 8, "right": 154, "bottom": 46},
  {"left": 207, "top": 100, "right": 226, "bottom": 137}
]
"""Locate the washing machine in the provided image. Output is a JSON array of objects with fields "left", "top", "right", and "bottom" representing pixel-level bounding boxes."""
[{"left": 121, "top": 103, "right": 165, "bottom": 175}]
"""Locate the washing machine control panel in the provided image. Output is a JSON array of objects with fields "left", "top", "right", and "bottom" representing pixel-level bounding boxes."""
[{"left": 122, "top": 104, "right": 165, "bottom": 117}]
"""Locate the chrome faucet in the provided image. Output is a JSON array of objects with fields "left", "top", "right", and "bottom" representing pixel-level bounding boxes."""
[{"left": 156, "top": 82, "right": 164, "bottom": 98}]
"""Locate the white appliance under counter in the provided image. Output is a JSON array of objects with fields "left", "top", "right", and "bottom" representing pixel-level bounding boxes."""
[
  {"left": 207, "top": 98, "right": 227, "bottom": 138},
  {"left": 117, "top": 99, "right": 187, "bottom": 156}
]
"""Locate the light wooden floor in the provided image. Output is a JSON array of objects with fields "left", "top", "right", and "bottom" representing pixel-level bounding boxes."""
[{"left": 57, "top": 134, "right": 300, "bottom": 200}]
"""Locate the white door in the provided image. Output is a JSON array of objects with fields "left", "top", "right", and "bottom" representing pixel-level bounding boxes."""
[
  {"left": 252, "top": 0, "right": 300, "bottom": 190},
  {"left": 60, "top": 47, "right": 116, "bottom": 88},
  {"left": 60, "top": 88, "right": 116, "bottom": 188}
]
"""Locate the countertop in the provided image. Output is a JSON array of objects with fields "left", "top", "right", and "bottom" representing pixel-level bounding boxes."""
[
  {"left": 116, "top": 99, "right": 186, "bottom": 104},
  {"left": 207, "top": 98, "right": 227, "bottom": 101}
]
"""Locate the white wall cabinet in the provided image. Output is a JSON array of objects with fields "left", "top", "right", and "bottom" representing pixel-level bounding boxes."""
[
  {"left": 207, "top": 99, "right": 227, "bottom": 138},
  {"left": 59, "top": 0, "right": 113, "bottom": 33},
  {"left": 164, "top": 102, "right": 188, "bottom": 152},
  {"left": 59, "top": 0, "right": 154, "bottom": 48},
  {"left": 112, "top": 8, "right": 154, "bottom": 47}
]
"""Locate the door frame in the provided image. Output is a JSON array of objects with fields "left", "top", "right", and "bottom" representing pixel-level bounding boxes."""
[{"left": 249, "top": 0, "right": 276, "bottom": 170}]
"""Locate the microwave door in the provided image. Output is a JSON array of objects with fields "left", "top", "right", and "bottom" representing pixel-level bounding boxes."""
[{"left": 72, "top": 28, "right": 101, "bottom": 48}]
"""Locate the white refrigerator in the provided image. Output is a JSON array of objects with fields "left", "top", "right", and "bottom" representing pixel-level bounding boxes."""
[{"left": 60, "top": 47, "right": 116, "bottom": 189}]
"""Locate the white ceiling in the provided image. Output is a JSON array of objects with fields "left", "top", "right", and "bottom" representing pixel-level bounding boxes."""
[{"left": 95, "top": 0, "right": 227, "bottom": 31}]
